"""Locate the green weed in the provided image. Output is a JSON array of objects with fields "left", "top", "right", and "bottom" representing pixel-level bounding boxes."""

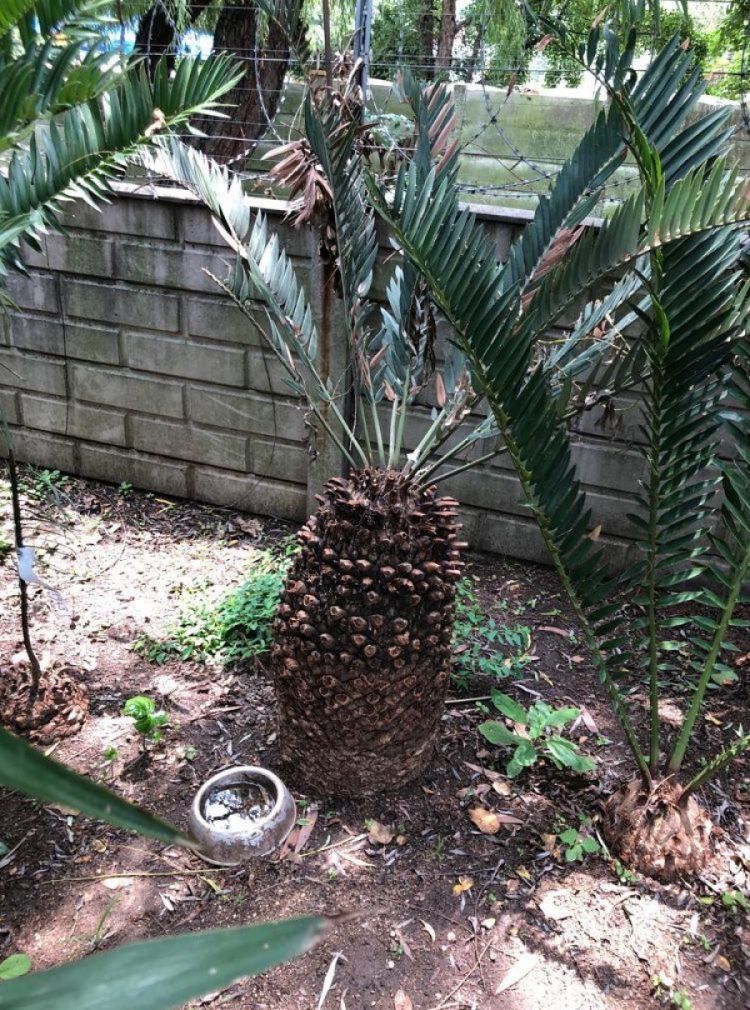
[
  {"left": 135, "top": 547, "right": 292, "bottom": 666},
  {"left": 452, "top": 578, "right": 533, "bottom": 689},
  {"left": 479, "top": 691, "right": 595, "bottom": 778}
]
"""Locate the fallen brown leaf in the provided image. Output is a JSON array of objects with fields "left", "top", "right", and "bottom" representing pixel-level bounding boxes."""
[
  {"left": 537, "top": 625, "right": 571, "bottom": 638},
  {"left": 394, "top": 991, "right": 413, "bottom": 1010},
  {"left": 367, "top": 820, "right": 394, "bottom": 845},
  {"left": 469, "top": 807, "right": 502, "bottom": 834},
  {"left": 453, "top": 875, "right": 474, "bottom": 895}
]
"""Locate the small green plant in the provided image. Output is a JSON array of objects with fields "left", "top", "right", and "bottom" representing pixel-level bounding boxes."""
[
  {"left": 102, "top": 746, "right": 118, "bottom": 763},
  {"left": 0, "top": 954, "right": 31, "bottom": 980},
  {"left": 613, "top": 859, "right": 637, "bottom": 885},
  {"left": 136, "top": 548, "right": 292, "bottom": 666},
  {"left": 118, "top": 481, "right": 133, "bottom": 496},
  {"left": 452, "top": 579, "right": 533, "bottom": 690},
  {"left": 557, "top": 822, "right": 602, "bottom": 863},
  {"left": 651, "top": 973, "right": 693, "bottom": 1009},
  {"left": 479, "top": 692, "right": 595, "bottom": 778},
  {"left": 721, "top": 889, "right": 749, "bottom": 913},
  {"left": 26, "top": 467, "right": 66, "bottom": 501},
  {"left": 122, "top": 696, "right": 168, "bottom": 744}
]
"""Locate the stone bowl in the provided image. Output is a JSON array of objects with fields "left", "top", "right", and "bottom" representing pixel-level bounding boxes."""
[{"left": 188, "top": 766, "right": 296, "bottom": 866}]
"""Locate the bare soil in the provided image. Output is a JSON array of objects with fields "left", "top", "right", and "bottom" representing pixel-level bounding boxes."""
[{"left": 1, "top": 468, "right": 749, "bottom": 1010}]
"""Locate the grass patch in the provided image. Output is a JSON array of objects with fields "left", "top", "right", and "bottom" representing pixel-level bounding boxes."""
[{"left": 135, "top": 546, "right": 292, "bottom": 665}]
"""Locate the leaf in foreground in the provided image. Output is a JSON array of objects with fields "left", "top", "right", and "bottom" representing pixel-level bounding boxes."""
[
  {"left": 0, "top": 917, "right": 325, "bottom": 1010},
  {"left": 0, "top": 727, "right": 189, "bottom": 846}
]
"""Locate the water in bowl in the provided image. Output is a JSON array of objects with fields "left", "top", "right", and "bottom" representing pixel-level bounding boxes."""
[{"left": 201, "top": 780, "right": 275, "bottom": 833}]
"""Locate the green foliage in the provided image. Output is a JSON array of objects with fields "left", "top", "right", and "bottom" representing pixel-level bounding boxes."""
[
  {"left": 721, "top": 889, "right": 749, "bottom": 913},
  {"left": 479, "top": 691, "right": 595, "bottom": 777},
  {"left": 557, "top": 822, "right": 601, "bottom": 862},
  {"left": 374, "top": 23, "right": 750, "bottom": 802},
  {"left": 451, "top": 577, "right": 532, "bottom": 689},
  {"left": 136, "top": 548, "right": 291, "bottom": 665},
  {"left": 0, "top": 2, "right": 241, "bottom": 296},
  {"left": 0, "top": 954, "right": 32, "bottom": 980},
  {"left": 122, "top": 696, "right": 168, "bottom": 743}
]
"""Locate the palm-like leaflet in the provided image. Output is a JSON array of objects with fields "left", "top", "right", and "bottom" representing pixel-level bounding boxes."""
[{"left": 373, "top": 16, "right": 750, "bottom": 876}]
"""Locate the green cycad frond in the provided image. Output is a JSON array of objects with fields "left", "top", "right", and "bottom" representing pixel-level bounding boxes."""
[
  {"left": 0, "top": 0, "right": 35, "bottom": 37},
  {"left": 146, "top": 135, "right": 368, "bottom": 469},
  {"left": 304, "top": 97, "right": 380, "bottom": 394},
  {"left": 0, "top": 55, "right": 241, "bottom": 285}
]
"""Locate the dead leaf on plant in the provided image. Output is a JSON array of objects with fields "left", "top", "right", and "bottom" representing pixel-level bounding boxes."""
[
  {"left": 367, "top": 820, "right": 394, "bottom": 845},
  {"left": 453, "top": 876, "right": 474, "bottom": 895},
  {"left": 541, "top": 833, "right": 558, "bottom": 853}
]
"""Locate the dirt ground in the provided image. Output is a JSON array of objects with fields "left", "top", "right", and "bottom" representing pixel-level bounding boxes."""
[{"left": 1, "top": 468, "right": 750, "bottom": 1010}]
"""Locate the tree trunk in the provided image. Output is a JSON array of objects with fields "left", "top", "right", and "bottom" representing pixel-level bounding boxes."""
[
  {"left": 272, "top": 468, "right": 465, "bottom": 796},
  {"left": 435, "top": 0, "right": 456, "bottom": 73},
  {"left": 195, "top": 0, "right": 292, "bottom": 163},
  {"left": 133, "top": 2, "right": 200, "bottom": 77},
  {"left": 418, "top": 0, "right": 434, "bottom": 79},
  {"left": 133, "top": 0, "right": 300, "bottom": 165}
]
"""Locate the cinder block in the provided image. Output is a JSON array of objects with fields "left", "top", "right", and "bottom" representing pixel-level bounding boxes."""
[
  {"left": 63, "top": 280, "right": 180, "bottom": 332},
  {"left": 191, "top": 466, "right": 307, "bottom": 520},
  {"left": 45, "top": 233, "right": 114, "bottom": 278},
  {"left": 130, "top": 416, "right": 248, "bottom": 471},
  {"left": 21, "top": 394, "right": 127, "bottom": 446},
  {"left": 122, "top": 332, "right": 244, "bottom": 387},
  {"left": 116, "top": 242, "right": 230, "bottom": 295},
  {"left": 254, "top": 438, "right": 308, "bottom": 484},
  {"left": 9, "top": 314, "right": 65, "bottom": 356},
  {"left": 70, "top": 363, "right": 183, "bottom": 417},
  {"left": 186, "top": 294, "right": 263, "bottom": 345},
  {"left": 58, "top": 198, "right": 177, "bottom": 240},
  {"left": 178, "top": 203, "right": 312, "bottom": 258},
  {"left": 185, "top": 386, "right": 305, "bottom": 439},
  {"left": 0, "top": 388, "right": 20, "bottom": 424},
  {"left": 66, "top": 323, "right": 120, "bottom": 364},
  {"left": 0, "top": 349, "right": 66, "bottom": 394},
  {"left": 78, "top": 444, "right": 189, "bottom": 497},
  {"left": 19, "top": 393, "right": 66, "bottom": 432},
  {"left": 246, "top": 349, "right": 294, "bottom": 395},
  {"left": 6, "top": 272, "right": 59, "bottom": 314},
  {"left": 3, "top": 427, "right": 76, "bottom": 471}
]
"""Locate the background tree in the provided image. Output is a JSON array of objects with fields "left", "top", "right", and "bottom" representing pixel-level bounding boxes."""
[{"left": 131, "top": 0, "right": 308, "bottom": 162}]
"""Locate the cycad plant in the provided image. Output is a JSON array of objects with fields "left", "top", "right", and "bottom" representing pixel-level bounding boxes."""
[
  {"left": 372, "top": 11, "right": 750, "bottom": 876},
  {"left": 147, "top": 13, "right": 750, "bottom": 806}
]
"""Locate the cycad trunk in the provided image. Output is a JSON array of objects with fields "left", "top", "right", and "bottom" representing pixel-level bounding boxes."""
[{"left": 271, "top": 468, "right": 464, "bottom": 795}]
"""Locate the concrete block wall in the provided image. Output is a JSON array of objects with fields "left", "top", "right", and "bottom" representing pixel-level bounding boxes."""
[{"left": 1, "top": 182, "right": 650, "bottom": 566}]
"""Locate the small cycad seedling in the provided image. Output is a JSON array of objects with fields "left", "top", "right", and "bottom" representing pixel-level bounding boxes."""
[
  {"left": 479, "top": 692, "right": 595, "bottom": 778},
  {"left": 123, "top": 695, "right": 168, "bottom": 745}
]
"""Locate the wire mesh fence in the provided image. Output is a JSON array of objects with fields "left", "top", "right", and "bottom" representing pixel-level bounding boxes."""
[{"left": 116, "top": 0, "right": 750, "bottom": 208}]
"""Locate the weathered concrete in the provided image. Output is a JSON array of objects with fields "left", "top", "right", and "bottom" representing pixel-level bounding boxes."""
[{"left": 0, "top": 181, "right": 696, "bottom": 564}]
